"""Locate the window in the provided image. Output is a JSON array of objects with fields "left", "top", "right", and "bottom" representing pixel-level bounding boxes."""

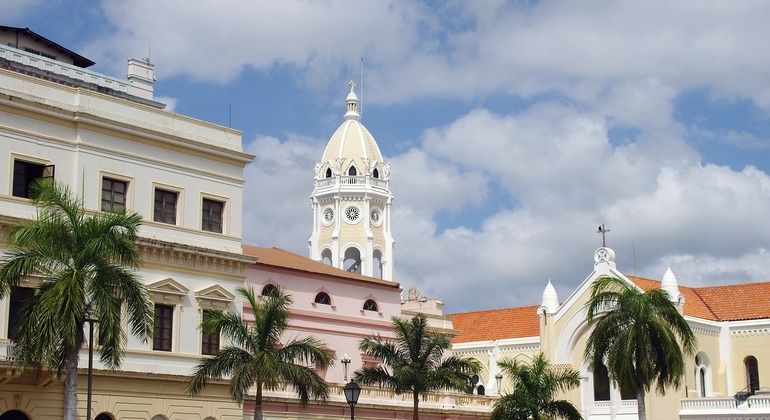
[
  {"left": 314, "top": 292, "right": 331, "bottom": 305},
  {"left": 153, "top": 189, "right": 178, "bottom": 225},
  {"left": 695, "top": 352, "right": 710, "bottom": 398},
  {"left": 261, "top": 284, "right": 277, "bottom": 297},
  {"left": 476, "top": 385, "right": 485, "bottom": 396},
  {"left": 363, "top": 299, "right": 378, "bottom": 312},
  {"left": 153, "top": 304, "right": 173, "bottom": 351},
  {"left": 201, "top": 310, "right": 220, "bottom": 356},
  {"left": 348, "top": 166, "right": 357, "bottom": 176},
  {"left": 372, "top": 250, "right": 383, "bottom": 278},
  {"left": 325, "top": 168, "right": 332, "bottom": 178},
  {"left": 320, "top": 249, "right": 333, "bottom": 266},
  {"left": 101, "top": 178, "right": 127, "bottom": 212},
  {"left": 8, "top": 286, "right": 34, "bottom": 340},
  {"left": 202, "top": 198, "right": 224, "bottom": 233},
  {"left": 343, "top": 247, "right": 361, "bottom": 273},
  {"left": 593, "top": 363, "right": 611, "bottom": 401},
  {"left": 746, "top": 356, "right": 760, "bottom": 394},
  {"left": 372, "top": 168, "right": 379, "bottom": 178},
  {"left": 95, "top": 413, "right": 114, "bottom": 420},
  {"left": 12, "top": 160, "right": 54, "bottom": 198}
]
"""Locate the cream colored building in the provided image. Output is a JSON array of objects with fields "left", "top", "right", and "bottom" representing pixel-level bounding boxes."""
[
  {"left": 451, "top": 246, "right": 770, "bottom": 420},
  {"left": 0, "top": 27, "right": 254, "bottom": 420}
]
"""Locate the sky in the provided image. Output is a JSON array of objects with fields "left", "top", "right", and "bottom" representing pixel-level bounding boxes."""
[{"left": 7, "top": 0, "right": 770, "bottom": 312}]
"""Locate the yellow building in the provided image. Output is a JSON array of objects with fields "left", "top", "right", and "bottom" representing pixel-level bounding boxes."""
[{"left": 450, "top": 246, "right": 770, "bottom": 419}]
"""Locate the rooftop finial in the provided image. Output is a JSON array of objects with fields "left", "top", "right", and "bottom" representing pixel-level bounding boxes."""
[
  {"left": 344, "top": 80, "right": 360, "bottom": 121},
  {"left": 597, "top": 224, "right": 610, "bottom": 247}
]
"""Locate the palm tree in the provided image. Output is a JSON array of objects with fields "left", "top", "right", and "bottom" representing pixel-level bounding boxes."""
[
  {"left": 187, "top": 286, "right": 333, "bottom": 420},
  {"left": 0, "top": 181, "right": 153, "bottom": 420},
  {"left": 491, "top": 353, "right": 582, "bottom": 420},
  {"left": 354, "top": 313, "right": 481, "bottom": 420},
  {"left": 585, "top": 276, "right": 696, "bottom": 420}
]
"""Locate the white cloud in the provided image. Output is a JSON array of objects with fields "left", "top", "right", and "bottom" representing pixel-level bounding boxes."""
[{"left": 241, "top": 104, "right": 770, "bottom": 311}]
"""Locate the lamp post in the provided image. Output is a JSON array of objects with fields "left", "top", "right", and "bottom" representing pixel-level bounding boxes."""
[
  {"left": 495, "top": 373, "right": 503, "bottom": 395},
  {"left": 343, "top": 380, "right": 361, "bottom": 420},
  {"left": 341, "top": 353, "right": 351, "bottom": 381},
  {"left": 85, "top": 310, "right": 98, "bottom": 420}
]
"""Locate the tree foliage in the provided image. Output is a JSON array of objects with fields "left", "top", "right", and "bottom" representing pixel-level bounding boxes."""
[
  {"left": 354, "top": 314, "right": 481, "bottom": 420},
  {"left": 187, "top": 287, "right": 333, "bottom": 420}
]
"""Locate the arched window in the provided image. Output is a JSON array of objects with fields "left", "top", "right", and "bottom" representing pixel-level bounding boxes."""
[
  {"left": 325, "top": 168, "right": 332, "bottom": 178},
  {"left": 0, "top": 410, "right": 30, "bottom": 420},
  {"left": 363, "top": 299, "right": 378, "bottom": 312},
  {"left": 95, "top": 414, "right": 114, "bottom": 420},
  {"left": 745, "top": 356, "right": 760, "bottom": 394},
  {"left": 348, "top": 166, "right": 357, "bottom": 176},
  {"left": 314, "top": 292, "right": 331, "bottom": 305},
  {"left": 343, "top": 247, "right": 361, "bottom": 274},
  {"left": 372, "top": 249, "right": 383, "bottom": 279},
  {"left": 476, "top": 385, "right": 485, "bottom": 396},
  {"left": 261, "top": 284, "right": 277, "bottom": 297},
  {"left": 320, "top": 249, "right": 333, "bottom": 266},
  {"left": 372, "top": 168, "right": 379, "bottom": 178},
  {"left": 695, "top": 352, "right": 711, "bottom": 397},
  {"left": 593, "top": 362, "right": 611, "bottom": 401},
  {"left": 151, "top": 416, "right": 168, "bottom": 420}
]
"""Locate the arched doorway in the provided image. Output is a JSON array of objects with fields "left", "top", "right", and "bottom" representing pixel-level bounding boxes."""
[
  {"left": 0, "top": 410, "right": 30, "bottom": 420},
  {"left": 95, "top": 413, "right": 114, "bottom": 420}
]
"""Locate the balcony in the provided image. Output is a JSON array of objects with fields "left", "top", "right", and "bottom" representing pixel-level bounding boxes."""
[
  {"left": 260, "top": 382, "right": 495, "bottom": 413},
  {"left": 315, "top": 176, "right": 389, "bottom": 191},
  {"left": 680, "top": 396, "right": 770, "bottom": 419}
]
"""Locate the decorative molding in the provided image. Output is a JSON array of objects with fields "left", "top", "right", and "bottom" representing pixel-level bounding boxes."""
[
  {"left": 147, "top": 277, "right": 189, "bottom": 304},
  {"left": 195, "top": 284, "right": 235, "bottom": 310}
]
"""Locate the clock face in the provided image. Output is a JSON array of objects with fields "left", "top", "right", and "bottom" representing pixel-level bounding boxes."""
[
  {"left": 370, "top": 209, "right": 382, "bottom": 226},
  {"left": 345, "top": 206, "right": 361, "bottom": 223},
  {"left": 322, "top": 207, "right": 334, "bottom": 225}
]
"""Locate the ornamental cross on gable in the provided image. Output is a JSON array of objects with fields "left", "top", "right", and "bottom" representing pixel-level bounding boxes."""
[
  {"left": 348, "top": 80, "right": 356, "bottom": 90},
  {"left": 597, "top": 224, "right": 610, "bottom": 247}
]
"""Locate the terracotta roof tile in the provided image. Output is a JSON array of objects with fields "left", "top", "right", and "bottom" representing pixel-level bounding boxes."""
[
  {"left": 629, "top": 276, "right": 770, "bottom": 322},
  {"left": 450, "top": 276, "right": 770, "bottom": 343},
  {"left": 242, "top": 245, "right": 400, "bottom": 289},
  {"left": 450, "top": 305, "right": 540, "bottom": 343}
]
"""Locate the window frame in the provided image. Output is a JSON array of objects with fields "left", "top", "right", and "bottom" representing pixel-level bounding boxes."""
[
  {"left": 200, "top": 194, "right": 227, "bottom": 234},
  {"left": 99, "top": 171, "right": 134, "bottom": 213},
  {"left": 314, "top": 292, "right": 332, "bottom": 305},
  {"left": 152, "top": 303, "right": 174, "bottom": 352},
  {"left": 100, "top": 176, "right": 128, "bottom": 213},
  {"left": 200, "top": 309, "right": 221, "bottom": 356},
  {"left": 152, "top": 183, "right": 183, "bottom": 226},
  {"left": 10, "top": 154, "right": 53, "bottom": 199},
  {"left": 363, "top": 299, "right": 378, "bottom": 312}
]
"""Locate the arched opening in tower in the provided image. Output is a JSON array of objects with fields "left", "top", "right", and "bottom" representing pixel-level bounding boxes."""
[
  {"left": 321, "top": 248, "right": 333, "bottom": 266},
  {"left": 372, "top": 249, "right": 383, "bottom": 279},
  {"left": 343, "top": 247, "right": 362, "bottom": 274}
]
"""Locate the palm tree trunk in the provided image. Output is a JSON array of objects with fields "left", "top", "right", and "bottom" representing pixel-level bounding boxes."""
[
  {"left": 636, "top": 388, "right": 646, "bottom": 420},
  {"left": 254, "top": 383, "right": 263, "bottom": 420},
  {"left": 413, "top": 390, "right": 419, "bottom": 420},
  {"left": 63, "top": 345, "right": 79, "bottom": 420}
]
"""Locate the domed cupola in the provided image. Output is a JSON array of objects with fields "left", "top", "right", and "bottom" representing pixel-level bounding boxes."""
[{"left": 308, "top": 81, "right": 395, "bottom": 281}]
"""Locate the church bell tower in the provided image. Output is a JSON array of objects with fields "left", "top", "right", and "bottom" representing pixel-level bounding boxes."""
[{"left": 308, "top": 81, "right": 395, "bottom": 280}]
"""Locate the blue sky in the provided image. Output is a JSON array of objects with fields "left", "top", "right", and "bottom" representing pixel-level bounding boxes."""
[{"left": 8, "top": 0, "right": 770, "bottom": 311}]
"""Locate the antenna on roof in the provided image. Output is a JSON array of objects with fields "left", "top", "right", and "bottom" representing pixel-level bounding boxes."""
[
  {"left": 228, "top": 104, "right": 232, "bottom": 128},
  {"left": 360, "top": 57, "right": 364, "bottom": 120},
  {"left": 146, "top": 46, "right": 152, "bottom": 64},
  {"left": 632, "top": 240, "right": 637, "bottom": 275}
]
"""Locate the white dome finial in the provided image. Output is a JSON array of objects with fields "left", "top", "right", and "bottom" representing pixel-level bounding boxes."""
[
  {"left": 661, "top": 266, "right": 681, "bottom": 303},
  {"left": 344, "top": 80, "right": 360, "bottom": 121},
  {"left": 540, "top": 279, "right": 559, "bottom": 314}
]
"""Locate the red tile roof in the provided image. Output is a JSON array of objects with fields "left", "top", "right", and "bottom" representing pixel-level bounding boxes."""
[
  {"left": 629, "top": 276, "right": 770, "bottom": 322},
  {"left": 450, "top": 276, "right": 770, "bottom": 343},
  {"left": 450, "top": 305, "right": 540, "bottom": 343},
  {"left": 242, "top": 245, "right": 400, "bottom": 289}
]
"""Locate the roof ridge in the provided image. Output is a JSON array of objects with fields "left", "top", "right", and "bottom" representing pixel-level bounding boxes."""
[
  {"left": 450, "top": 304, "right": 540, "bottom": 316},
  {"left": 690, "top": 288, "right": 722, "bottom": 321}
]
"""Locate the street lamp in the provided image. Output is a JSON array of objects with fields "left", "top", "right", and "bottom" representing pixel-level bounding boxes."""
[
  {"left": 341, "top": 353, "right": 351, "bottom": 381},
  {"left": 343, "top": 380, "right": 361, "bottom": 420},
  {"left": 85, "top": 309, "right": 98, "bottom": 420},
  {"left": 495, "top": 373, "right": 503, "bottom": 395}
]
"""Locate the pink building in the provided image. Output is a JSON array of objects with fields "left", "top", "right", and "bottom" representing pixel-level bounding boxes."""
[{"left": 242, "top": 245, "right": 493, "bottom": 419}]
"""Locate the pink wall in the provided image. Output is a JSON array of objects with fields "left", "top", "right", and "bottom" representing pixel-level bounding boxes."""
[{"left": 245, "top": 263, "right": 402, "bottom": 384}]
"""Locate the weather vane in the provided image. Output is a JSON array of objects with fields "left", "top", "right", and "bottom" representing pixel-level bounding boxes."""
[{"left": 597, "top": 224, "right": 610, "bottom": 247}]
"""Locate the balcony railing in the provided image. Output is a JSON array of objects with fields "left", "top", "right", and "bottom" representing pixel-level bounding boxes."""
[
  {"left": 315, "top": 176, "right": 389, "bottom": 190},
  {"left": 0, "top": 340, "right": 17, "bottom": 363},
  {"left": 680, "top": 396, "right": 770, "bottom": 418},
  {"left": 258, "top": 382, "right": 495, "bottom": 412}
]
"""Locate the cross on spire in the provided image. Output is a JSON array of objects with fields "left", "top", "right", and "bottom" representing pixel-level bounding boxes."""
[
  {"left": 597, "top": 224, "right": 610, "bottom": 247},
  {"left": 348, "top": 79, "right": 356, "bottom": 91}
]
